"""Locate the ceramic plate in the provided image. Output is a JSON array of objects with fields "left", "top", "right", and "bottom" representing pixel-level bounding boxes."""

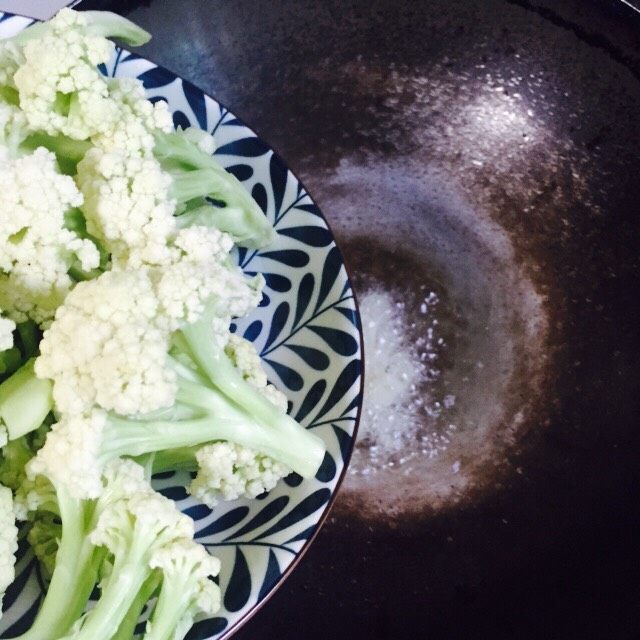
[{"left": 0, "top": 12, "right": 363, "bottom": 640}]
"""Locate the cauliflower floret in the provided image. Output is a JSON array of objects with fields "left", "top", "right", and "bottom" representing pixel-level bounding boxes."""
[
  {"left": 0, "top": 103, "right": 30, "bottom": 162},
  {"left": 187, "top": 334, "right": 291, "bottom": 507},
  {"left": 34, "top": 227, "right": 260, "bottom": 416},
  {"left": 26, "top": 410, "right": 106, "bottom": 499},
  {"left": 35, "top": 270, "right": 176, "bottom": 415},
  {"left": 153, "top": 227, "right": 260, "bottom": 328},
  {"left": 76, "top": 147, "right": 176, "bottom": 268},
  {"left": 0, "top": 485, "right": 18, "bottom": 619},
  {"left": 94, "top": 77, "right": 172, "bottom": 154},
  {"left": 0, "top": 39, "right": 23, "bottom": 90},
  {"left": 0, "top": 147, "right": 99, "bottom": 326},
  {"left": 225, "top": 334, "right": 289, "bottom": 411},
  {"left": 190, "top": 442, "right": 290, "bottom": 508},
  {"left": 147, "top": 539, "right": 221, "bottom": 639},
  {"left": 13, "top": 10, "right": 118, "bottom": 140}
]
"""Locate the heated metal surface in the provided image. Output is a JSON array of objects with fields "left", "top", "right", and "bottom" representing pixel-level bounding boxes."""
[{"left": 81, "top": 1, "right": 640, "bottom": 637}]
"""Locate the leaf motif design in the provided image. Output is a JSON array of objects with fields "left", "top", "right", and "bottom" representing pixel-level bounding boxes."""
[
  {"left": 342, "top": 393, "right": 362, "bottom": 416},
  {"left": 225, "top": 164, "right": 253, "bottom": 181},
  {"left": 259, "top": 250, "right": 309, "bottom": 268},
  {"left": 158, "top": 485, "right": 188, "bottom": 501},
  {"left": 294, "top": 379, "right": 326, "bottom": 422},
  {"left": 258, "top": 551, "right": 281, "bottom": 601},
  {"left": 227, "top": 496, "right": 289, "bottom": 540},
  {"left": 262, "top": 301, "right": 289, "bottom": 351},
  {"left": 224, "top": 548, "right": 251, "bottom": 612},
  {"left": 183, "top": 503, "right": 212, "bottom": 521},
  {"left": 2, "top": 593, "right": 40, "bottom": 637},
  {"left": 332, "top": 425, "right": 353, "bottom": 463},
  {"left": 311, "top": 359, "right": 360, "bottom": 424},
  {"left": 262, "top": 358, "right": 304, "bottom": 391},
  {"left": 253, "top": 488, "right": 331, "bottom": 540},
  {"left": 3, "top": 555, "right": 34, "bottom": 611},
  {"left": 295, "top": 202, "right": 323, "bottom": 217},
  {"left": 262, "top": 272, "right": 291, "bottom": 293},
  {"left": 278, "top": 226, "right": 333, "bottom": 247},
  {"left": 269, "top": 153, "right": 288, "bottom": 215},
  {"left": 242, "top": 320, "right": 262, "bottom": 342},
  {"left": 216, "top": 137, "right": 271, "bottom": 157},
  {"left": 172, "top": 110, "right": 191, "bottom": 131},
  {"left": 185, "top": 616, "right": 228, "bottom": 640},
  {"left": 283, "top": 472, "right": 303, "bottom": 487},
  {"left": 284, "top": 344, "right": 330, "bottom": 371},
  {"left": 307, "top": 325, "right": 359, "bottom": 356},
  {"left": 315, "top": 246, "right": 342, "bottom": 312},
  {"left": 251, "top": 182, "right": 268, "bottom": 214},
  {"left": 183, "top": 79, "right": 207, "bottom": 131},
  {"left": 284, "top": 524, "right": 315, "bottom": 545},
  {"left": 196, "top": 506, "right": 250, "bottom": 538},
  {"left": 137, "top": 66, "right": 175, "bottom": 89},
  {"left": 334, "top": 305, "right": 359, "bottom": 326},
  {"left": 293, "top": 272, "right": 314, "bottom": 329},
  {"left": 315, "top": 451, "right": 336, "bottom": 482},
  {"left": 120, "top": 51, "right": 141, "bottom": 63}
]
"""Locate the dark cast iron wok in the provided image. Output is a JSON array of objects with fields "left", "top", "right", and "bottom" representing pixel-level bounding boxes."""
[{"left": 82, "top": 0, "right": 640, "bottom": 638}]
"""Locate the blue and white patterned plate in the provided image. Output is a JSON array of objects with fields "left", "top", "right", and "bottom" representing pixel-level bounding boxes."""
[{"left": 0, "top": 13, "right": 363, "bottom": 640}]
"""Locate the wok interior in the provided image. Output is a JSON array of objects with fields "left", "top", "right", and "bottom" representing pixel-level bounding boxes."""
[{"left": 87, "top": 0, "right": 640, "bottom": 636}]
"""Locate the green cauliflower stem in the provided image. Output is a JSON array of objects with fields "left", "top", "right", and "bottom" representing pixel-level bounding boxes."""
[
  {"left": 154, "top": 129, "right": 276, "bottom": 249},
  {"left": 60, "top": 479, "right": 202, "bottom": 640},
  {"left": 12, "top": 459, "right": 152, "bottom": 640}
]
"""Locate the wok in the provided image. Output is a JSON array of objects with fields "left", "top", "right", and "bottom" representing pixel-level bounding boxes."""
[{"left": 83, "top": 0, "right": 640, "bottom": 637}]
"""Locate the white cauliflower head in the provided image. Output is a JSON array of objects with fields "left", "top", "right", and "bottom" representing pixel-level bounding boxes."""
[
  {"left": 26, "top": 410, "right": 108, "bottom": 499},
  {"left": 190, "top": 442, "right": 290, "bottom": 508},
  {"left": 35, "top": 269, "right": 176, "bottom": 416},
  {"left": 76, "top": 147, "right": 177, "bottom": 269},
  {"left": 0, "top": 147, "right": 99, "bottom": 326},
  {"left": 13, "top": 9, "right": 117, "bottom": 140}
]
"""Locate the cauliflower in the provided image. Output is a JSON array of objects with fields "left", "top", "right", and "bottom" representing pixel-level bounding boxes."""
[
  {"left": 0, "top": 147, "right": 99, "bottom": 326},
  {"left": 0, "top": 485, "right": 18, "bottom": 620},
  {"left": 35, "top": 227, "right": 260, "bottom": 416},
  {"left": 35, "top": 270, "right": 176, "bottom": 416},
  {"left": 66, "top": 485, "right": 201, "bottom": 640},
  {"left": 11, "top": 9, "right": 158, "bottom": 143},
  {"left": 94, "top": 76, "right": 172, "bottom": 154},
  {"left": 13, "top": 10, "right": 117, "bottom": 140},
  {"left": 146, "top": 539, "right": 221, "bottom": 640},
  {"left": 225, "top": 333, "right": 289, "bottom": 412},
  {"left": 76, "top": 147, "right": 177, "bottom": 269},
  {"left": 191, "top": 442, "right": 290, "bottom": 508}
]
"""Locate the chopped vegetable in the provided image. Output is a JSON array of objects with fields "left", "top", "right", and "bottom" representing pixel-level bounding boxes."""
[{"left": 0, "top": 8, "right": 327, "bottom": 640}]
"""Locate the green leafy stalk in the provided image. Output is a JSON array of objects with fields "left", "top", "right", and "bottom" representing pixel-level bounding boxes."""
[
  {"left": 154, "top": 130, "right": 275, "bottom": 248},
  {"left": 103, "top": 355, "right": 323, "bottom": 477},
  {"left": 111, "top": 572, "right": 161, "bottom": 640},
  {"left": 16, "top": 490, "right": 103, "bottom": 640},
  {"left": 0, "top": 359, "right": 52, "bottom": 441}
]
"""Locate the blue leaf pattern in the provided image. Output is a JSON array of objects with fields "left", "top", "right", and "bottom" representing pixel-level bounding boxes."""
[
  {"left": 0, "top": 12, "right": 363, "bottom": 640},
  {"left": 224, "top": 549, "right": 251, "bottom": 612},
  {"left": 258, "top": 551, "right": 281, "bottom": 601}
]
